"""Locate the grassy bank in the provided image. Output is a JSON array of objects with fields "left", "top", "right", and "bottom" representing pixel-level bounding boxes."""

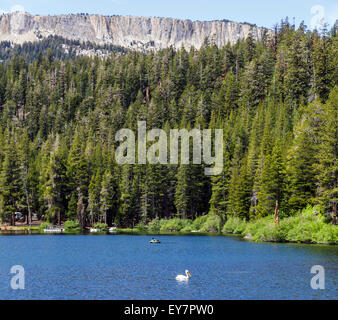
[
  {"left": 133, "top": 215, "right": 222, "bottom": 234},
  {"left": 0, "top": 225, "right": 40, "bottom": 231},
  {"left": 118, "top": 206, "right": 337, "bottom": 244},
  {"left": 223, "top": 206, "right": 338, "bottom": 244},
  {"left": 2, "top": 206, "right": 336, "bottom": 245}
]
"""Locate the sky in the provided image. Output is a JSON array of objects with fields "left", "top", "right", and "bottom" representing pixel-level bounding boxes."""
[{"left": 0, "top": 0, "right": 337, "bottom": 30}]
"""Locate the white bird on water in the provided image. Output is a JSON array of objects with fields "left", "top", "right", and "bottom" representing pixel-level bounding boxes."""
[{"left": 176, "top": 270, "right": 192, "bottom": 281}]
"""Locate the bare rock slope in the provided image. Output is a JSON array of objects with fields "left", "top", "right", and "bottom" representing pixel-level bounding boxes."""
[{"left": 0, "top": 12, "right": 270, "bottom": 50}]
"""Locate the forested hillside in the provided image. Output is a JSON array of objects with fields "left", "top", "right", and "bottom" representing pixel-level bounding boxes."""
[
  {"left": 0, "top": 35, "right": 126, "bottom": 63},
  {"left": 0, "top": 20, "right": 337, "bottom": 229}
]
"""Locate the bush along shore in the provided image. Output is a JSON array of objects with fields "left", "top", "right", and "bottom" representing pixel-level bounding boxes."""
[
  {"left": 223, "top": 207, "right": 337, "bottom": 245},
  {"left": 119, "top": 206, "right": 337, "bottom": 245},
  {"left": 2, "top": 206, "right": 336, "bottom": 245}
]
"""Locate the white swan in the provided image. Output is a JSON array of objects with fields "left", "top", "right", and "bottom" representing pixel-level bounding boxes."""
[{"left": 176, "top": 270, "right": 192, "bottom": 281}]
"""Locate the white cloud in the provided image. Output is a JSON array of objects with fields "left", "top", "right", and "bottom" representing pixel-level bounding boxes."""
[
  {"left": 0, "top": 4, "right": 25, "bottom": 15},
  {"left": 10, "top": 5, "right": 25, "bottom": 13}
]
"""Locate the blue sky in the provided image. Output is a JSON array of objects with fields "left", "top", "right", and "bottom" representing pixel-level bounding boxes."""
[{"left": 0, "top": 0, "right": 337, "bottom": 29}]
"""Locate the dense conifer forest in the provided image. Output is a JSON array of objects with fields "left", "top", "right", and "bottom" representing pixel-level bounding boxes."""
[
  {"left": 0, "top": 35, "right": 126, "bottom": 63},
  {"left": 0, "top": 20, "right": 337, "bottom": 230}
]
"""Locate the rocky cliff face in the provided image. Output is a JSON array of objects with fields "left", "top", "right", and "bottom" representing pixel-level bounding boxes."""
[{"left": 0, "top": 12, "right": 270, "bottom": 50}]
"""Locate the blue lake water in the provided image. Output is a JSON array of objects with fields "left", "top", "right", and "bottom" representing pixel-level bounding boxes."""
[{"left": 0, "top": 234, "right": 337, "bottom": 300}]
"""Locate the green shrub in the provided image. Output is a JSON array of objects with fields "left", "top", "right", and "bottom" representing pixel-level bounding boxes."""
[
  {"left": 222, "top": 217, "right": 247, "bottom": 234},
  {"left": 241, "top": 206, "right": 338, "bottom": 244},
  {"left": 93, "top": 222, "right": 108, "bottom": 230},
  {"left": 285, "top": 221, "right": 318, "bottom": 243},
  {"left": 147, "top": 218, "right": 161, "bottom": 233},
  {"left": 64, "top": 220, "right": 81, "bottom": 233},
  {"left": 135, "top": 221, "right": 147, "bottom": 232},
  {"left": 181, "top": 220, "right": 193, "bottom": 232},
  {"left": 312, "top": 223, "right": 338, "bottom": 244},
  {"left": 200, "top": 215, "right": 221, "bottom": 233},
  {"left": 159, "top": 218, "right": 190, "bottom": 232},
  {"left": 244, "top": 216, "right": 274, "bottom": 240},
  {"left": 191, "top": 215, "right": 209, "bottom": 231},
  {"left": 276, "top": 216, "right": 298, "bottom": 240},
  {"left": 39, "top": 222, "right": 51, "bottom": 230},
  {"left": 255, "top": 223, "right": 281, "bottom": 242},
  {"left": 117, "top": 205, "right": 338, "bottom": 244}
]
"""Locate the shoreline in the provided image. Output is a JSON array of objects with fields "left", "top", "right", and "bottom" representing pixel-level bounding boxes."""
[
  {"left": 1, "top": 206, "right": 336, "bottom": 245},
  {"left": 0, "top": 226, "right": 336, "bottom": 246}
]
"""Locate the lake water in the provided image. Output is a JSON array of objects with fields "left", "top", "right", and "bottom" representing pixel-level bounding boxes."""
[{"left": 0, "top": 234, "right": 337, "bottom": 300}]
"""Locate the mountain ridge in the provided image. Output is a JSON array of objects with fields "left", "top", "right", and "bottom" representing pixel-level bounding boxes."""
[{"left": 0, "top": 12, "right": 271, "bottom": 50}]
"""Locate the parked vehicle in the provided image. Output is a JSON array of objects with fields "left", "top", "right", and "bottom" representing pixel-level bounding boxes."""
[
  {"left": 43, "top": 225, "right": 64, "bottom": 233},
  {"left": 14, "top": 212, "right": 25, "bottom": 222}
]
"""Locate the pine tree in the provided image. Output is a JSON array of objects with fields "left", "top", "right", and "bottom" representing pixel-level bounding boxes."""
[
  {"left": 230, "top": 155, "right": 251, "bottom": 219},
  {"left": 313, "top": 28, "right": 334, "bottom": 102},
  {"left": 174, "top": 164, "right": 190, "bottom": 219},
  {"left": 0, "top": 134, "right": 23, "bottom": 225},
  {"left": 88, "top": 169, "right": 102, "bottom": 226},
  {"left": 286, "top": 119, "right": 317, "bottom": 212},
  {"left": 67, "top": 131, "right": 89, "bottom": 228},
  {"left": 100, "top": 169, "right": 117, "bottom": 225},
  {"left": 315, "top": 88, "right": 338, "bottom": 223},
  {"left": 256, "top": 141, "right": 286, "bottom": 218},
  {"left": 43, "top": 136, "right": 67, "bottom": 225},
  {"left": 17, "top": 130, "right": 33, "bottom": 225},
  {"left": 209, "top": 120, "right": 231, "bottom": 221}
]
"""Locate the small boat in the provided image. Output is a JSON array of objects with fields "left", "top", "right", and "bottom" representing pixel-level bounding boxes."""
[
  {"left": 44, "top": 225, "right": 64, "bottom": 233},
  {"left": 109, "top": 227, "right": 117, "bottom": 233},
  {"left": 150, "top": 238, "right": 161, "bottom": 244},
  {"left": 89, "top": 228, "right": 101, "bottom": 233}
]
